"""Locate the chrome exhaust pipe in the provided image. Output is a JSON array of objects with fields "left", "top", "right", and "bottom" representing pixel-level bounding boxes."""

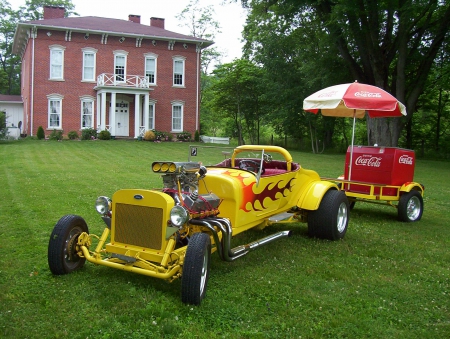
[{"left": 189, "top": 217, "right": 292, "bottom": 262}]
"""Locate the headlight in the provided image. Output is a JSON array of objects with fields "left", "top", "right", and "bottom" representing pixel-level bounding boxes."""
[
  {"left": 170, "top": 205, "right": 189, "bottom": 227},
  {"left": 95, "top": 196, "right": 111, "bottom": 215}
]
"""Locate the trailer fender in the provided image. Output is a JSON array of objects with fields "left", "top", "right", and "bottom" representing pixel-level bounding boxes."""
[
  {"left": 297, "top": 181, "right": 339, "bottom": 211},
  {"left": 399, "top": 182, "right": 424, "bottom": 195}
]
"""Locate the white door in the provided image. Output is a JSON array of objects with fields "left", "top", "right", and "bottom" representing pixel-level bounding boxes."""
[{"left": 115, "top": 102, "right": 129, "bottom": 136}]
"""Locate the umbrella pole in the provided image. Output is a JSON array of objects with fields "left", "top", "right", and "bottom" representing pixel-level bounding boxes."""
[{"left": 347, "top": 110, "right": 356, "bottom": 190}]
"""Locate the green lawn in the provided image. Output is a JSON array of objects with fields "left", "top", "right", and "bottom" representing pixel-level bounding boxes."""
[{"left": 0, "top": 139, "right": 449, "bottom": 338}]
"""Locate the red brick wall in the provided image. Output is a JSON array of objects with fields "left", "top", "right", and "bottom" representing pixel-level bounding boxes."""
[{"left": 24, "top": 27, "right": 200, "bottom": 138}]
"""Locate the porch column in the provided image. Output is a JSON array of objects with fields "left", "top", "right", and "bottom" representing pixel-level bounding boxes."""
[
  {"left": 100, "top": 92, "right": 107, "bottom": 131},
  {"left": 134, "top": 93, "right": 141, "bottom": 138},
  {"left": 110, "top": 92, "right": 116, "bottom": 136},
  {"left": 144, "top": 93, "right": 149, "bottom": 131}
]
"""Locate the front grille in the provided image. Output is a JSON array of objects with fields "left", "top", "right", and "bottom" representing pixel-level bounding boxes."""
[{"left": 114, "top": 203, "right": 163, "bottom": 250}]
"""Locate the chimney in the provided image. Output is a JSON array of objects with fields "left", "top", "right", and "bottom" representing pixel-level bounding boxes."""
[
  {"left": 129, "top": 14, "right": 140, "bottom": 24},
  {"left": 43, "top": 6, "right": 65, "bottom": 20},
  {"left": 150, "top": 17, "right": 165, "bottom": 29}
]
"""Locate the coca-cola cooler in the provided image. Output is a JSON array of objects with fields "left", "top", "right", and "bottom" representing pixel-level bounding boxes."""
[{"left": 344, "top": 146, "right": 415, "bottom": 196}]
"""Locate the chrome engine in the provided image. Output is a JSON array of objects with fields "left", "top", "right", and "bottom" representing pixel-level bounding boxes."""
[{"left": 152, "top": 161, "right": 220, "bottom": 212}]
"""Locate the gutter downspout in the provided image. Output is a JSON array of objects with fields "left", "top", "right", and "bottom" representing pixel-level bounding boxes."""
[
  {"left": 30, "top": 26, "right": 36, "bottom": 136},
  {"left": 195, "top": 43, "right": 202, "bottom": 132}
]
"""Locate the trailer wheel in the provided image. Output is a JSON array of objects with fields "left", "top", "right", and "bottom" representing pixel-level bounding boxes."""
[
  {"left": 398, "top": 190, "right": 423, "bottom": 222},
  {"left": 48, "top": 215, "right": 89, "bottom": 275},
  {"left": 181, "top": 233, "right": 211, "bottom": 305},
  {"left": 308, "top": 190, "right": 349, "bottom": 240}
]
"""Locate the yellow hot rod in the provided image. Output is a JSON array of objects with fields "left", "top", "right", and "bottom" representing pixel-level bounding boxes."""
[{"left": 48, "top": 145, "right": 349, "bottom": 305}]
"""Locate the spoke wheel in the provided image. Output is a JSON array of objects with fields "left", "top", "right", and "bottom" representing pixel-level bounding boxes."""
[
  {"left": 181, "top": 233, "right": 211, "bottom": 305},
  {"left": 398, "top": 191, "right": 423, "bottom": 222},
  {"left": 308, "top": 190, "right": 350, "bottom": 240},
  {"left": 48, "top": 215, "right": 89, "bottom": 275}
]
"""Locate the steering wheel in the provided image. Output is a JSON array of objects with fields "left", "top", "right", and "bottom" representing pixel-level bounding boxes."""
[{"left": 239, "top": 160, "right": 265, "bottom": 175}]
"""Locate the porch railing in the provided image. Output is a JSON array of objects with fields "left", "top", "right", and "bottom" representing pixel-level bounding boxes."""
[{"left": 97, "top": 73, "right": 150, "bottom": 88}]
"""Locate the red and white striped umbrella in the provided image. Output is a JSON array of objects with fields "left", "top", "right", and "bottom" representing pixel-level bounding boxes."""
[{"left": 303, "top": 81, "right": 406, "bottom": 118}]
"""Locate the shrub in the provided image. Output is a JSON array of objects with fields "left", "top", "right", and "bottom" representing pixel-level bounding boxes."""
[
  {"left": 0, "top": 111, "right": 7, "bottom": 139},
  {"left": 49, "top": 129, "right": 63, "bottom": 141},
  {"left": 68, "top": 130, "right": 79, "bottom": 140},
  {"left": 194, "top": 130, "right": 200, "bottom": 142},
  {"left": 144, "top": 130, "right": 155, "bottom": 141},
  {"left": 177, "top": 131, "right": 191, "bottom": 141},
  {"left": 81, "top": 128, "right": 97, "bottom": 140},
  {"left": 153, "top": 130, "right": 167, "bottom": 142},
  {"left": 37, "top": 126, "right": 45, "bottom": 140},
  {"left": 98, "top": 130, "right": 111, "bottom": 140}
]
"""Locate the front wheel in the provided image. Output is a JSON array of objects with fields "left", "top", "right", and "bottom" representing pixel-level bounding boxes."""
[
  {"left": 307, "top": 190, "right": 349, "bottom": 240},
  {"left": 48, "top": 215, "right": 89, "bottom": 275},
  {"left": 181, "top": 233, "right": 211, "bottom": 305},
  {"left": 398, "top": 190, "right": 423, "bottom": 222}
]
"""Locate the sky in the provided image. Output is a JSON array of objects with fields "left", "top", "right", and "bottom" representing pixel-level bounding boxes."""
[{"left": 8, "top": 0, "right": 247, "bottom": 63}]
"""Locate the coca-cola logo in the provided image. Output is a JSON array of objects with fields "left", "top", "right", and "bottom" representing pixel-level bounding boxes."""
[
  {"left": 354, "top": 91, "right": 382, "bottom": 98},
  {"left": 399, "top": 155, "right": 413, "bottom": 165},
  {"left": 318, "top": 90, "right": 338, "bottom": 98},
  {"left": 355, "top": 155, "right": 382, "bottom": 167}
]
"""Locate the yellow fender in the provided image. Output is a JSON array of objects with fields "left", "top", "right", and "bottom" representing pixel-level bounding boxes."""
[
  {"left": 296, "top": 180, "right": 339, "bottom": 211},
  {"left": 399, "top": 182, "right": 424, "bottom": 195}
]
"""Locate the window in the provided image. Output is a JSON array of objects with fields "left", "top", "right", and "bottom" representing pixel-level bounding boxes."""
[
  {"left": 148, "top": 102, "right": 155, "bottom": 130},
  {"left": 173, "top": 56, "right": 186, "bottom": 86},
  {"left": 113, "top": 50, "right": 128, "bottom": 82},
  {"left": 82, "top": 48, "right": 97, "bottom": 81},
  {"left": 80, "top": 96, "right": 94, "bottom": 128},
  {"left": 144, "top": 53, "right": 157, "bottom": 85},
  {"left": 47, "top": 94, "right": 64, "bottom": 129},
  {"left": 49, "top": 45, "right": 65, "bottom": 80},
  {"left": 171, "top": 101, "right": 184, "bottom": 131}
]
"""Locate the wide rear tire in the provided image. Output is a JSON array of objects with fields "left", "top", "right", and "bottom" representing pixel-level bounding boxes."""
[
  {"left": 308, "top": 190, "right": 349, "bottom": 240},
  {"left": 48, "top": 215, "right": 89, "bottom": 275},
  {"left": 398, "top": 190, "right": 423, "bottom": 222},
  {"left": 181, "top": 233, "right": 211, "bottom": 305}
]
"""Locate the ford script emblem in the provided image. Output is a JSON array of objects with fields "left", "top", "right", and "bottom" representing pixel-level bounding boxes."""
[{"left": 134, "top": 194, "right": 144, "bottom": 200}]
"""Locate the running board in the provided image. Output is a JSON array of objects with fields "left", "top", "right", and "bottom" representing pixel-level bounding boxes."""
[{"left": 268, "top": 212, "right": 294, "bottom": 223}]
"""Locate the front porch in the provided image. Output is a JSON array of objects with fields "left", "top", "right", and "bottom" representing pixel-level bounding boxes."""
[{"left": 94, "top": 73, "right": 153, "bottom": 138}]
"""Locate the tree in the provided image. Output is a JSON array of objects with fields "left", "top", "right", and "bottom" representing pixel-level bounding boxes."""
[
  {"left": 0, "top": 0, "right": 77, "bottom": 95},
  {"left": 240, "top": 0, "right": 450, "bottom": 147},
  {"left": 206, "top": 59, "right": 267, "bottom": 145},
  {"left": 176, "top": 0, "right": 222, "bottom": 76}
]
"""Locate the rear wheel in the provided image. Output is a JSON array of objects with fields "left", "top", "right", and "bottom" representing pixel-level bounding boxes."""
[
  {"left": 181, "top": 233, "right": 211, "bottom": 305},
  {"left": 48, "top": 215, "right": 89, "bottom": 275},
  {"left": 398, "top": 190, "right": 423, "bottom": 222},
  {"left": 308, "top": 190, "right": 349, "bottom": 240}
]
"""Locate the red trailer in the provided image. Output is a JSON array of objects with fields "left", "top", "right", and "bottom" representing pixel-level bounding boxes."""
[{"left": 334, "top": 145, "right": 424, "bottom": 222}]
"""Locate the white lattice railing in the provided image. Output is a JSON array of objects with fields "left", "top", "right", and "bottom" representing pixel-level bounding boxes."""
[
  {"left": 139, "top": 126, "right": 146, "bottom": 136},
  {"left": 97, "top": 73, "right": 150, "bottom": 88}
]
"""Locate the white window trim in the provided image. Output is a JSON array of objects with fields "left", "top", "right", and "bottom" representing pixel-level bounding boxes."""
[
  {"left": 148, "top": 100, "right": 157, "bottom": 130},
  {"left": 82, "top": 47, "right": 97, "bottom": 82},
  {"left": 47, "top": 93, "right": 64, "bottom": 129},
  {"left": 113, "top": 50, "right": 128, "bottom": 83},
  {"left": 144, "top": 52, "right": 158, "bottom": 86},
  {"left": 49, "top": 44, "right": 66, "bottom": 80},
  {"left": 80, "top": 95, "right": 95, "bottom": 129},
  {"left": 171, "top": 100, "right": 184, "bottom": 132},
  {"left": 172, "top": 55, "right": 186, "bottom": 87}
]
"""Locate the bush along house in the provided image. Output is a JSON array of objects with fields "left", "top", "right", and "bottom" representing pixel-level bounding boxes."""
[{"left": 12, "top": 6, "right": 213, "bottom": 139}]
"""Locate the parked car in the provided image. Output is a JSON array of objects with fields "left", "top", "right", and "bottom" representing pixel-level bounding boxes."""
[{"left": 48, "top": 145, "right": 349, "bottom": 305}]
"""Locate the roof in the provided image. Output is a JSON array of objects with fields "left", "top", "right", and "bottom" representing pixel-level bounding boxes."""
[
  {"left": 0, "top": 94, "right": 22, "bottom": 103},
  {"left": 13, "top": 15, "right": 214, "bottom": 56}
]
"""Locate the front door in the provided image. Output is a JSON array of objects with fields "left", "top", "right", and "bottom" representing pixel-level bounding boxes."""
[{"left": 115, "top": 102, "right": 129, "bottom": 136}]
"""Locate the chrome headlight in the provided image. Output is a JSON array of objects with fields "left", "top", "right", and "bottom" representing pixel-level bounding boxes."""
[
  {"left": 170, "top": 205, "right": 189, "bottom": 227},
  {"left": 95, "top": 196, "right": 111, "bottom": 215}
]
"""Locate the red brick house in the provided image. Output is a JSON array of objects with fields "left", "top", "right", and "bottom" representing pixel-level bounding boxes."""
[{"left": 12, "top": 6, "right": 212, "bottom": 138}]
